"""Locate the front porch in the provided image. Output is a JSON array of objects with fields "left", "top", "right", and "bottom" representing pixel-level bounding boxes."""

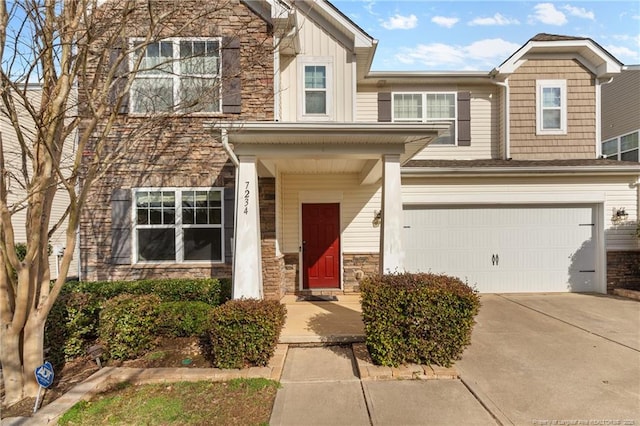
[
  {"left": 219, "top": 122, "right": 447, "bottom": 300},
  {"left": 278, "top": 294, "right": 365, "bottom": 344}
]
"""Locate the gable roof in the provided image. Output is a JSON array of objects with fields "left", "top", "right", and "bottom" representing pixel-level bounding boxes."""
[{"left": 494, "top": 33, "right": 623, "bottom": 78}]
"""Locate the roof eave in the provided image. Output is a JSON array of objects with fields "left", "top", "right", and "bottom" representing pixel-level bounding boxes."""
[{"left": 402, "top": 166, "right": 640, "bottom": 177}]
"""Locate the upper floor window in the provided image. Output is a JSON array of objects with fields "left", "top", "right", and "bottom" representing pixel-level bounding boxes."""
[
  {"left": 393, "top": 92, "right": 457, "bottom": 144},
  {"left": 134, "top": 188, "right": 224, "bottom": 263},
  {"left": 602, "top": 130, "right": 640, "bottom": 162},
  {"left": 131, "top": 38, "right": 221, "bottom": 114},
  {"left": 298, "top": 57, "right": 333, "bottom": 121},
  {"left": 536, "top": 80, "right": 567, "bottom": 135}
]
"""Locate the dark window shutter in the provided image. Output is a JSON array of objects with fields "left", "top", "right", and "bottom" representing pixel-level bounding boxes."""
[
  {"left": 378, "top": 92, "right": 392, "bottom": 122},
  {"left": 111, "top": 188, "right": 132, "bottom": 264},
  {"left": 224, "top": 187, "right": 235, "bottom": 264},
  {"left": 109, "top": 39, "right": 129, "bottom": 114},
  {"left": 457, "top": 91, "right": 471, "bottom": 146},
  {"left": 222, "top": 37, "right": 242, "bottom": 114}
]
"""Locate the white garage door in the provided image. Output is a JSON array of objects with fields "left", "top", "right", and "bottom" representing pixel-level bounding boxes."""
[{"left": 403, "top": 205, "right": 599, "bottom": 293}]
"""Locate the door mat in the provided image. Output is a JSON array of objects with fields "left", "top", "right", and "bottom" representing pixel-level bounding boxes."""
[{"left": 296, "top": 295, "right": 338, "bottom": 302}]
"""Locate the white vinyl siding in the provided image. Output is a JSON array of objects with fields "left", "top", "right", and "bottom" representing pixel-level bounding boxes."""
[
  {"left": 279, "top": 17, "right": 355, "bottom": 122},
  {"left": 280, "top": 174, "right": 381, "bottom": 254},
  {"left": 413, "top": 86, "right": 499, "bottom": 160},
  {"left": 401, "top": 175, "right": 638, "bottom": 251},
  {"left": 356, "top": 90, "right": 378, "bottom": 122}
]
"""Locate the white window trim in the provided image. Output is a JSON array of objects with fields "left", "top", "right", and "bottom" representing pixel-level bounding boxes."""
[
  {"left": 129, "top": 37, "right": 222, "bottom": 115},
  {"left": 132, "top": 187, "right": 225, "bottom": 264},
  {"left": 536, "top": 79, "right": 567, "bottom": 135},
  {"left": 298, "top": 56, "right": 334, "bottom": 121},
  {"left": 602, "top": 129, "right": 640, "bottom": 161},
  {"left": 391, "top": 91, "right": 458, "bottom": 145}
]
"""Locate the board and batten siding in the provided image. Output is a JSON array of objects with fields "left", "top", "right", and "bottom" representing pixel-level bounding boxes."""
[
  {"left": 401, "top": 175, "right": 638, "bottom": 251},
  {"left": 602, "top": 68, "right": 640, "bottom": 141},
  {"left": 279, "top": 14, "right": 355, "bottom": 122},
  {"left": 509, "top": 58, "right": 597, "bottom": 160},
  {"left": 280, "top": 174, "right": 381, "bottom": 254}
]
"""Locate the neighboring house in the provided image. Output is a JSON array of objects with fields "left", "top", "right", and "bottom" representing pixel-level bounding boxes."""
[
  {"left": 602, "top": 65, "right": 640, "bottom": 162},
  {"left": 0, "top": 84, "right": 79, "bottom": 280},
  {"left": 79, "top": 0, "right": 640, "bottom": 298}
]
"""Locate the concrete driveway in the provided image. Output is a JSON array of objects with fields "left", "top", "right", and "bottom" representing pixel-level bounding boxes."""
[{"left": 457, "top": 293, "right": 640, "bottom": 425}]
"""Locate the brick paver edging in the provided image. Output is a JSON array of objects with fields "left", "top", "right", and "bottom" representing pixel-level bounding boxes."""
[{"left": 352, "top": 343, "right": 459, "bottom": 381}]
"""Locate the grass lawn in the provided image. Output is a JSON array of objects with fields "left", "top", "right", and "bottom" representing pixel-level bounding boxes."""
[{"left": 58, "top": 378, "right": 279, "bottom": 425}]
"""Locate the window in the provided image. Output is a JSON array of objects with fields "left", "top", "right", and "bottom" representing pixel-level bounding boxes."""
[
  {"left": 134, "top": 188, "right": 223, "bottom": 262},
  {"left": 602, "top": 130, "right": 640, "bottom": 162},
  {"left": 393, "top": 92, "right": 457, "bottom": 144},
  {"left": 536, "top": 80, "right": 567, "bottom": 135},
  {"left": 299, "top": 58, "right": 333, "bottom": 120},
  {"left": 131, "top": 38, "right": 221, "bottom": 114}
]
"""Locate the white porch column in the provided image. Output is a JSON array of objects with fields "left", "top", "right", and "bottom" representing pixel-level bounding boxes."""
[
  {"left": 232, "top": 156, "right": 263, "bottom": 299},
  {"left": 380, "top": 154, "right": 405, "bottom": 274}
]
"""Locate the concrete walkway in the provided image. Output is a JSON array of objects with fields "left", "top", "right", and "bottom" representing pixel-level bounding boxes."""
[{"left": 269, "top": 345, "right": 497, "bottom": 426}]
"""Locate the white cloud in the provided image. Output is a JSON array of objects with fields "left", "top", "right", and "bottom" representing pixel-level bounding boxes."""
[
  {"left": 605, "top": 45, "right": 640, "bottom": 62},
  {"left": 394, "top": 38, "right": 521, "bottom": 70},
  {"left": 363, "top": 0, "right": 377, "bottom": 16},
  {"left": 469, "top": 13, "right": 520, "bottom": 26},
  {"left": 381, "top": 14, "right": 418, "bottom": 30},
  {"left": 431, "top": 16, "right": 459, "bottom": 28},
  {"left": 562, "top": 5, "right": 595, "bottom": 20},
  {"left": 530, "top": 3, "right": 567, "bottom": 26}
]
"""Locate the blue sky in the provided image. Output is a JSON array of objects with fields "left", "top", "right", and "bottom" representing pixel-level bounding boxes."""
[{"left": 332, "top": 0, "right": 640, "bottom": 71}]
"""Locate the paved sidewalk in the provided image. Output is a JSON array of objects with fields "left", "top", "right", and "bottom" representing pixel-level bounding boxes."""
[{"left": 269, "top": 345, "right": 496, "bottom": 426}]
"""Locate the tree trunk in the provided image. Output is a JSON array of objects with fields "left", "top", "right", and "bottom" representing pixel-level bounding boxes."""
[
  {"left": 22, "top": 314, "right": 45, "bottom": 398},
  {"left": 0, "top": 327, "right": 24, "bottom": 407}
]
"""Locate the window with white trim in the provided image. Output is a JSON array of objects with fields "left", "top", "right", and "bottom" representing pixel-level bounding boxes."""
[
  {"left": 298, "top": 57, "right": 333, "bottom": 120},
  {"left": 392, "top": 92, "right": 457, "bottom": 144},
  {"left": 536, "top": 80, "right": 567, "bottom": 135},
  {"left": 602, "top": 130, "right": 640, "bottom": 162},
  {"left": 131, "top": 38, "right": 221, "bottom": 113},
  {"left": 134, "top": 188, "right": 223, "bottom": 262}
]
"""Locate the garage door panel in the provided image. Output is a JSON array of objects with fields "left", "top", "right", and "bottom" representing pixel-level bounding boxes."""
[{"left": 403, "top": 205, "right": 598, "bottom": 293}]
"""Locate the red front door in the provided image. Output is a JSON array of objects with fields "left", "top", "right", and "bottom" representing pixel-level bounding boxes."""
[{"left": 302, "top": 203, "right": 340, "bottom": 289}]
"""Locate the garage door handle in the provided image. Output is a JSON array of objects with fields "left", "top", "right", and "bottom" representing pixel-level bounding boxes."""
[
  {"left": 495, "top": 254, "right": 499, "bottom": 266},
  {"left": 492, "top": 254, "right": 496, "bottom": 265}
]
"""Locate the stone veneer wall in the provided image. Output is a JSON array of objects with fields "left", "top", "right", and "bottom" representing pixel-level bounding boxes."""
[
  {"left": 606, "top": 250, "right": 640, "bottom": 292},
  {"left": 259, "top": 178, "right": 286, "bottom": 300},
  {"left": 79, "top": 0, "right": 274, "bottom": 281},
  {"left": 282, "top": 252, "right": 380, "bottom": 294}
]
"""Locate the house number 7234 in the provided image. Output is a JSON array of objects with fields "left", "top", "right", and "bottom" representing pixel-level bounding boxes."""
[{"left": 244, "top": 181, "right": 250, "bottom": 214}]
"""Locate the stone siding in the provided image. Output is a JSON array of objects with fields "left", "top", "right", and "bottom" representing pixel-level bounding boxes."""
[
  {"left": 80, "top": 0, "right": 274, "bottom": 282},
  {"left": 606, "top": 250, "right": 640, "bottom": 292}
]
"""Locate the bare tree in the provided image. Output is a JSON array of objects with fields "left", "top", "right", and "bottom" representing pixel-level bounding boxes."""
[{"left": 0, "top": 0, "right": 274, "bottom": 406}]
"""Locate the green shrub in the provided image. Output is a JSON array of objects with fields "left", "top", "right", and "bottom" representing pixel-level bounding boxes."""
[
  {"left": 207, "top": 299, "right": 286, "bottom": 369},
  {"left": 360, "top": 272, "right": 480, "bottom": 367},
  {"left": 46, "top": 291, "right": 102, "bottom": 365},
  {"left": 156, "top": 301, "right": 215, "bottom": 337},
  {"left": 63, "top": 278, "right": 224, "bottom": 305},
  {"left": 98, "top": 294, "right": 160, "bottom": 360}
]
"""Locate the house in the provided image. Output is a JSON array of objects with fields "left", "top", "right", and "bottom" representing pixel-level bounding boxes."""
[
  {"left": 0, "top": 84, "right": 79, "bottom": 280},
  {"left": 602, "top": 65, "right": 640, "bottom": 162},
  {"left": 79, "top": 0, "right": 640, "bottom": 299}
]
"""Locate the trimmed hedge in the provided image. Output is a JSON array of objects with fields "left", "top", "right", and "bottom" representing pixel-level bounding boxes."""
[
  {"left": 360, "top": 272, "right": 480, "bottom": 367},
  {"left": 207, "top": 299, "right": 286, "bottom": 369},
  {"left": 62, "top": 278, "right": 226, "bottom": 305},
  {"left": 98, "top": 294, "right": 161, "bottom": 360},
  {"left": 156, "top": 301, "right": 215, "bottom": 337}
]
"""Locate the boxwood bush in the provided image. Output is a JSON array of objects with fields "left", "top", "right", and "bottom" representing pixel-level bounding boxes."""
[
  {"left": 207, "top": 299, "right": 286, "bottom": 369},
  {"left": 360, "top": 272, "right": 480, "bottom": 367},
  {"left": 98, "top": 294, "right": 161, "bottom": 360},
  {"left": 156, "top": 301, "right": 215, "bottom": 337}
]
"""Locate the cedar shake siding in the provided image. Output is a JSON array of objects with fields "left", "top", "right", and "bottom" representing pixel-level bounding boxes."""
[
  {"left": 79, "top": 0, "right": 274, "bottom": 281},
  {"left": 509, "top": 59, "right": 596, "bottom": 160}
]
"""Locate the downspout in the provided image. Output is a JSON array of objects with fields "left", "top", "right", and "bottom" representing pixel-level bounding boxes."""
[
  {"left": 273, "top": 36, "right": 281, "bottom": 122},
  {"left": 493, "top": 79, "right": 510, "bottom": 159},
  {"left": 595, "top": 77, "right": 614, "bottom": 158},
  {"left": 221, "top": 128, "right": 239, "bottom": 167}
]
